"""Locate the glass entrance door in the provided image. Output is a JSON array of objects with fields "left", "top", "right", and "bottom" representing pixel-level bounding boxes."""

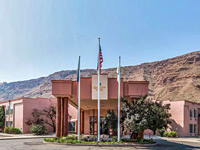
[{"left": 89, "top": 116, "right": 107, "bottom": 135}]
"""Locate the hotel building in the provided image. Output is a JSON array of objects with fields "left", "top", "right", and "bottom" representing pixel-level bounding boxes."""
[{"left": 52, "top": 74, "right": 149, "bottom": 137}]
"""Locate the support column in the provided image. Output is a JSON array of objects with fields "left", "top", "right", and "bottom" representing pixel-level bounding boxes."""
[
  {"left": 56, "top": 97, "right": 61, "bottom": 137},
  {"left": 56, "top": 97, "right": 68, "bottom": 137},
  {"left": 63, "top": 97, "right": 68, "bottom": 136},
  {"left": 60, "top": 98, "right": 64, "bottom": 137},
  {"left": 81, "top": 111, "right": 84, "bottom": 134}
]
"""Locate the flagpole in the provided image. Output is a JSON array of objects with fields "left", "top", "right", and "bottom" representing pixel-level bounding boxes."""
[
  {"left": 78, "top": 56, "right": 81, "bottom": 141},
  {"left": 97, "top": 37, "right": 101, "bottom": 142},
  {"left": 118, "top": 56, "right": 121, "bottom": 142}
]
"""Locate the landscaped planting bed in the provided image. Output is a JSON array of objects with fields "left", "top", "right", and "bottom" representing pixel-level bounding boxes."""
[{"left": 44, "top": 135, "right": 155, "bottom": 146}]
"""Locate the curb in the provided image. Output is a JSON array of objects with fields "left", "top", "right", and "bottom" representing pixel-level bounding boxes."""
[
  {"left": 43, "top": 141, "right": 157, "bottom": 147},
  {"left": 0, "top": 136, "right": 54, "bottom": 140}
]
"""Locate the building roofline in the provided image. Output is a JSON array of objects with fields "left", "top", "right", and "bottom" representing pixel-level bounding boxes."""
[
  {"left": 0, "top": 97, "right": 55, "bottom": 104},
  {"left": 52, "top": 78, "right": 149, "bottom": 84},
  {"left": 126, "top": 81, "right": 149, "bottom": 84},
  {"left": 157, "top": 99, "right": 200, "bottom": 105},
  {"left": 0, "top": 97, "right": 25, "bottom": 104},
  {"left": 51, "top": 80, "right": 73, "bottom": 83}
]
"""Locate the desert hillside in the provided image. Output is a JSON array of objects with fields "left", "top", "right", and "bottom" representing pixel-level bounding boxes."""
[{"left": 0, "top": 51, "right": 200, "bottom": 102}]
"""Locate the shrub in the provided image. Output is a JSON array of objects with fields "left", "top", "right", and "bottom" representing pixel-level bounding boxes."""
[
  {"left": 4, "top": 127, "right": 21, "bottom": 134},
  {"left": 121, "top": 138, "right": 137, "bottom": 142},
  {"left": 44, "top": 138, "right": 57, "bottom": 142},
  {"left": 111, "top": 136, "right": 117, "bottom": 142},
  {"left": 64, "top": 135, "right": 77, "bottom": 140},
  {"left": 164, "top": 131, "right": 177, "bottom": 137},
  {"left": 158, "top": 129, "right": 165, "bottom": 137},
  {"left": 138, "top": 139, "right": 154, "bottom": 144},
  {"left": 0, "top": 106, "right": 5, "bottom": 129},
  {"left": 30, "top": 124, "right": 46, "bottom": 135}
]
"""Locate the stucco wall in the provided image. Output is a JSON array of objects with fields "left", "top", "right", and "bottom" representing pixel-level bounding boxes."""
[
  {"left": 0, "top": 98, "right": 23, "bottom": 131},
  {"left": 162, "top": 100, "right": 185, "bottom": 136},
  {"left": 162, "top": 100, "right": 200, "bottom": 137},
  {"left": 23, "top": 97, "right": 56, "bottom": 133},
  {"left": 184, "top": 101, "right": 200, "bottom": 136}
]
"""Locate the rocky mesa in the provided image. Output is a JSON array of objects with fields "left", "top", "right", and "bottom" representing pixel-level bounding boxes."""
[{"left": 0, "top": 51, "right": 200, "bottom": 103}]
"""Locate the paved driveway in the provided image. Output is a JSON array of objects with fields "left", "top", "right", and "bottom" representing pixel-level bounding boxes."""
[{"left": 0, "top": 138, "right": 200, "bottom": 150}]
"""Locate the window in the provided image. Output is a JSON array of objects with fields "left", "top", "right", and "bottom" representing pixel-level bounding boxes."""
[
  {"left": 10, "top": 121, "right": 13, "bottom": 127},
  {"left": 194, "top": 109, "right": 197, "bottom": 120},
  {"left": 189, "top": 124, "right": 193, "bottom": 134},
  {"left": 68, "top": 122, "right": 75, "bottom": 132},
  {"left": 10, "top": 105, "right": 13, "bottom": 115},
  {"left": 194, "top": 124, "right": 197, "bottom": 134},
  {"left": 190, "top": 109, "right": 193, "bottom": 120},
  {"left": 6, "top": 121, "right": 9, "bottom": 127},
  {"left": 6, "top": 106, "right": 9, "bottom": 115}
]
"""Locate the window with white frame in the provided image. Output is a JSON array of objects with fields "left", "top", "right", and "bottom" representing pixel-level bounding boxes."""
[
  {"left": 190, "top": 109, "right": 193, "bottom": 120},
  {"left": 194, "top": 109, "right": 197, "bottom": 121},
  {"left": 5, "top": 106, "right": 9, "bottom": 115},
  {"left": 10, "top": 121, "right": 13, "bottom": 127},
  {"left": 6, "top": 121, "right": 9, "bottom": 127},
  {"left": 10, "top": 105, "right": 13, "bottom": 115},
  {"left": 189, "top": 124, "right": 193, "bottom": 134},
  {"left": 194, "top": 124, "right": 197, "bottom": 134}
]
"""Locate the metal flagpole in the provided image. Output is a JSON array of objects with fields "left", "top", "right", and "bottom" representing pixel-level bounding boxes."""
[
  {"left": 78, "top": 56, "right": 81, "bottom": 140},
  {"left": 97, "top": 38, "right": 101, "bottom": 142},
  {"left": 118, "top": 56, "right": 121, "bottom": 142}
]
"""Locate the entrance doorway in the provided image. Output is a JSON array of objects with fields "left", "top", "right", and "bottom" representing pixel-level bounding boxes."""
[{"left": 89, "top": 116, "right": 108, "bottom": 135}]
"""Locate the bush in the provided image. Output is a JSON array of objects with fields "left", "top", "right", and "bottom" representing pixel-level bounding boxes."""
[
  {"left": 121, "top": 138, "right": 137, "bottom": 142},
  {"left": 30, "top": 124, "right": 46, "bottom": 135},
  {"left": 138, "top": 139, "right": 154, "bottom": 144},
  {"left": 0, "top": 106, "right": 5, "bottom": 129},
  {"left": 164, "top": 131, "right": 177, "bottom": 137},
  {"left": 158, "top": 129, "right": 165, "bottom": 137},
  {"left": 4, "top": 127, "right": 21, "bottom": 134},
  {"left": 64, "top": 135, "right": 77, "bottom": 140},
  {"left": 44, "top": 138, "right": 57, "bottom": 142},
  {"left": 111, "top": 136, "right": 117, "bottom": 142}
]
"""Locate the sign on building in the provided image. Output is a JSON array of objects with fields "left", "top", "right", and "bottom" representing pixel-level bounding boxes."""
[{"left": 92, "top": 74, "right": 108, "bottom": 100}]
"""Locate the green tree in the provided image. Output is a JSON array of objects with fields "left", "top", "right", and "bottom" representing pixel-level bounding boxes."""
[
  {"left": 0, "top": 106, "right": 5, "bottom": 129},
  {"left": 121, "top": 96, "right": 149, "bottom": 139},
  {"left": 102, "top": 110, "right": 117, "bottom": 135},
  {"left": 121, "top": 96, "right": 171, "bottom": 139},
  {"left": 146, "top": 101, "right": 171, "bottom": 134}
]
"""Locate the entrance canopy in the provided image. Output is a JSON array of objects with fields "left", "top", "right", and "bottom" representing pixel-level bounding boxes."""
[{"left": 52, "top": 74, "right": 149, "bottom": 110}]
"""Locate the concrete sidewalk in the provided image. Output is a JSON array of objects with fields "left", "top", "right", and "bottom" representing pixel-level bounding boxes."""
[
  {"left": 0, "top": 133, "right": 55, "bottom": 140},
  {"left": 160, "top": 136, "right": 200, "bottom": 143}
]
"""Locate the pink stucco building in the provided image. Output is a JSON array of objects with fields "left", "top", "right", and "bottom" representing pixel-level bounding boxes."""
[
  {"left": 1, "top": 76, "right": 198, "bottom": 137},
  {"left": 51, "top": 74, "right": 149, "bottom": 137},
  {"left": 0, "top": 97, "right": 77, "bottom": 133},
  {"left": 161, "top": 100, "right": 200, "bottom": 137}
]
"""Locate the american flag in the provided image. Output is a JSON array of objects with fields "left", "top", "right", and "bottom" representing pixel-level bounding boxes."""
[
  {"left": 77, "top": 56, "right": 80, "bottom": 82},
  {"left": 97, "top": 45, "right": 103, "bottom": 72}
]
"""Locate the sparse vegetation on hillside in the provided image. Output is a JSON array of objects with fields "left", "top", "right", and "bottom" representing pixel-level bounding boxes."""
[{"left": 1, "top": 51, "right": 200, "bottom": 102}]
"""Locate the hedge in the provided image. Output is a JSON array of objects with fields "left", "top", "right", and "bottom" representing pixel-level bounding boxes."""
[{"left": 4, "top": 127, "right": 21, "bottom": 134}]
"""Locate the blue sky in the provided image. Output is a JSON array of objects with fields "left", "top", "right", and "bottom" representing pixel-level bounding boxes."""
[{"left": 0, "top": 0, "right": 200, "bottom": 82}]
